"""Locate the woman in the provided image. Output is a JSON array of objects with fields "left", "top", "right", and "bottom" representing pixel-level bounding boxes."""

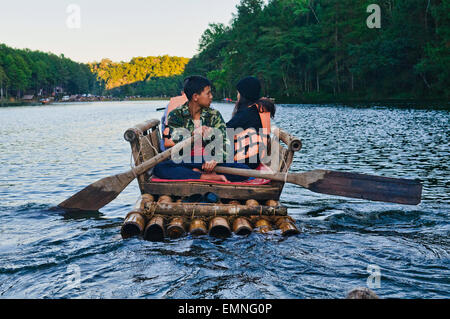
[{"left": 226, "top": 77, "right": 276, "bottom": 169}]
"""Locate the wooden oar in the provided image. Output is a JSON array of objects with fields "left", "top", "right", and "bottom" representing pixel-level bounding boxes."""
[
  {"left": 58, "top": 136, "right": 196, "bottom": 211},
  {"left": 214, "top": 167, "right": 422, "bottom": 205}
]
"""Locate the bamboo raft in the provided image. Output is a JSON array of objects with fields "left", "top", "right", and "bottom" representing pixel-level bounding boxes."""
[{"left": 121, "top": 119, "right": 303, "bottom": 240}]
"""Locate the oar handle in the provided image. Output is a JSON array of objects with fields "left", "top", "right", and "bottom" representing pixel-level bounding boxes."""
[
  {"left": 214, "top": 166, "right": 293, "bottom": 184},
  {"left": 132, "top": 135, "right": 199, "bottom": 176}
]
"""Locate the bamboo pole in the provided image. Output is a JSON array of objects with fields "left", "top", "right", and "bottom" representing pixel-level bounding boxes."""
[
  {"left": 144, "top": 202, "right": 288, "bottom": 217},
  {"left": 254, "top": 218, "right": 272, "bottom": 233},
  {"left": 121, "top": 211, "right": 146, "bottom": 239},
  {"left": 144, "top": 216, "right": 165, "bottom": 241},
  {"left": 124, "top": 120, "right": 160, "bottom": 142},
  {"left": 189, "top": 219, "right": 208, "bottom": 236},
  {"left": 209, "top": 217, "right": 231, "bottom": 238},
  {"left": 233, "top": 217, "right": 253, "bottom": 235},
  {"left": 121, "top": 196, "right": 150, "bottom": 239},
  {"left": 167, "top": 217, "right": 185, "bottom": 239},
  {"left": 275, "top": 128, "right": 303, "bottom": 152},
  {"left": 275, "top": 217, "right": 300, "bottom": 236}
]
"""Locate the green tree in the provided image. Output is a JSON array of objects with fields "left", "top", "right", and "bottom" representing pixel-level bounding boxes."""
[
  {"left": 90, "top": 55, "right": 189, "bottom": 90},
  {"left": 184, "top": 0, "right": 449, "bottom": 102},
  {"left": 4, "top": 54, "right": 30, "bottom": 97},
  {"left": 0, "top": 65, "right": 8, "bottom": 100},
  {"left": 0, "top": 43, "right": 104, "bottom": 98}
]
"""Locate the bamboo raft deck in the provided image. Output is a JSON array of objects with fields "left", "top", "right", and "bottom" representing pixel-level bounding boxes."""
[{"left": 121, "top": 119, "right": 303, "bottom": 240}]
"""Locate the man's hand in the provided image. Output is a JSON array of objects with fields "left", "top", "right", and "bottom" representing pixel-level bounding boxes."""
[
  {"left": 164, "top": 138, "right": 175, "bottom": 148},
  {"left": 202, "top": 160, "right": 217, "bottom": 173}
]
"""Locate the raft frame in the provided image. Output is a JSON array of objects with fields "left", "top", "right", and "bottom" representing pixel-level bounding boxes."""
[{"left": 122, "top": 118, "right": 303, "bottom": 239}]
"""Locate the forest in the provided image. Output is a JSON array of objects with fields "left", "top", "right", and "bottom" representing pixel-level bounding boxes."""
[
  {"left": 0, "top": 43, "right": 101, "bottom": 99},
  {"left": 107, "top": 75, "right": 186, "bottom": 98},
  {"left": 89, "top": 56, "right": 189, "bottom": 91},
  {"left": 0, "top": 44, "right": 188, "bottom": 100},
  {"left": 1, "top": 0, "right": 448, "bottom": 103},
  {"left": 0, "top": 44, "right": 189, "bottom": 99},
  {"left": 185, "top": 0, "right": 449, "bottom": 102}
]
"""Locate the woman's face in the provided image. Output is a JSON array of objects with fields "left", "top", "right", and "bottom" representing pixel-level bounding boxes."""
[{"left": 237, "top": 91, "right": 241, "bottom": 101}]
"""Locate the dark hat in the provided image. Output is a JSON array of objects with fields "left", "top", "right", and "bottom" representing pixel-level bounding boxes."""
[{"left": 236, "top": 76, "right": 261, "bottom": 101}]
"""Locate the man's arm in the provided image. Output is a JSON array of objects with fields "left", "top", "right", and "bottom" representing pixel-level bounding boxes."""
[
  {"left": 162, "top": 126, "right": 175, "bottom": 148},
  {"left": 166, "top": 109, "right": 186, "bottom": 146}
]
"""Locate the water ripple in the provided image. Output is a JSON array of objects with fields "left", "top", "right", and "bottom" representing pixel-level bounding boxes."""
[{"left": 0, "top": 102, "right": 449, "bottom": 298}]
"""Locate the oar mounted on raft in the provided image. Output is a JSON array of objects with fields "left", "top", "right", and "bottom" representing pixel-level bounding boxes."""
[
  {"left": 59, "top": 136, "right": 422, "bottom": 211},
  {"left": 214, "top": 167, "right": 422, "bottom": 206},
  {"left": 58, "top": 136, "right": 198, "bottom": 211}
]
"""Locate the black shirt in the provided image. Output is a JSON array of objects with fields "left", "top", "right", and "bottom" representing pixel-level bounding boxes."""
[
  {"left": 226, "top": 105, "right": 262, "bottom": 131},
  {"left": 226, "top": 105, "right": 263, "bottom": 169}
]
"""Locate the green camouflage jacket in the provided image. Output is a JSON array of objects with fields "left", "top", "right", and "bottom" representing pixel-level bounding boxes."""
[{"left": 167, "top": 102, "right": 230, "bottom": 162}]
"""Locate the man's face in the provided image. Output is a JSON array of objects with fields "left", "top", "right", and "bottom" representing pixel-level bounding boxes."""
[{"left": 193, "top": 86, "right": 213, "bottom": 108}]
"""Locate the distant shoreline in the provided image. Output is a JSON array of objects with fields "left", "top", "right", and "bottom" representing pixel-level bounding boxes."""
[
  {"left": 0, "top": 97, "right": 171, "bottom": 108},
  {"left": 1, "top": 97, "right": 448, "bottom": 110}
]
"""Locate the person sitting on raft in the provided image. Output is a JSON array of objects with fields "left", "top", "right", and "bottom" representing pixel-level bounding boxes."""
[
  {"left": 154, "top": 75, "right": 250, "bottom": 183},
  {"left": 226, "top": 76, "right": 276, "bottom": 169}
]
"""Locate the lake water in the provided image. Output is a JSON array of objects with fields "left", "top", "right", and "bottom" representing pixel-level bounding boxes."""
[{"left": 0, "top": 101, "right": 449, "bottom": 299}]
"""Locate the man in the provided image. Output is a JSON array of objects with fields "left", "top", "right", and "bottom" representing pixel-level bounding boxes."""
[{"left": 154, "top": 75, "right": 249, "bottom": 182}]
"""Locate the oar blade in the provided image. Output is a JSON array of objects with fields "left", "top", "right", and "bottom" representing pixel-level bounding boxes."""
[
  {"left": 58, "top": 171, "right": 135, "bottom": 211},
  {"left": 303, "top": 170, "right": 422, "bottom": 205}
]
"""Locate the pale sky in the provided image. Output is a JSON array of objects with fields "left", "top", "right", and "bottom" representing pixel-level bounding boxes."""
[{"left": 0, "top": 0, "right": 242, "bottom": 63}]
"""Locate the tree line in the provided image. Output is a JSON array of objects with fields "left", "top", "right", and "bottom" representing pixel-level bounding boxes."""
[
  {"left": 0, "top": 43, "right": 101, "bottom": 99},
  {"left": 89, "top": 56, "right": 189, "bottom": 92},
  {"left": 184, "top": 0, "right": 449, "bottom": 102},
  {"left": 0, "top": 43, "right": 189, "bottom": 100},
  {"left": 108, "top": 75, "right": 185, "bottom": 98}
]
